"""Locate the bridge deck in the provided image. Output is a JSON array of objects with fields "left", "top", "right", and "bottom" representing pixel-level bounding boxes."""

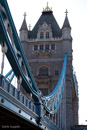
[{"left": 0, "top": 75, "right": 59, "bottom": 130}]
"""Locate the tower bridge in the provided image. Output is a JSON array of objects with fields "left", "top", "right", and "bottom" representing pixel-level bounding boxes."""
[{"left": 0, "top": 0, "right": 78, "bottom": 129}]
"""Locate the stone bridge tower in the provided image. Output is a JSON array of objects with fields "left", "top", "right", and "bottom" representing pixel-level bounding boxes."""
[{"left": 19, "top": 4, "right": 78, "bottom": 130}]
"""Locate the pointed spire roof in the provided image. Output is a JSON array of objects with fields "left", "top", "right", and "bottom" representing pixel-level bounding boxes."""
[
  {"left": 20, "top": 12, "right": 28, "bottom": 31},
  {"left": 28, "top": 7, "right": 62, "bottom": 39},
  {"left": 62, "top": 9, "right": 71, "bottom": 29}
]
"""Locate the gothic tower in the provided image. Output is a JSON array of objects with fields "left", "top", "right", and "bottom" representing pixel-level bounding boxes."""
[{"left": 20, "top": 4, "right": 78, "bottom": 130}]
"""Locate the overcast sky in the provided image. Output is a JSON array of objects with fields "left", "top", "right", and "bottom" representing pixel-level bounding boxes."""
[{"left": 0, "top": 0, "right": 87, "bottom": 125}]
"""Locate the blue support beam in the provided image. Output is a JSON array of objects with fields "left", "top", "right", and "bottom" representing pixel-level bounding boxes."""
[
  {"left": 9, "top": 72, "right": 15, "bottom": 83},
  {"left": 5, "top": 69, "right": 13, "bottom": 78},
  {"left": 0, "top": 0, "right": 40, "bottom": 94}
]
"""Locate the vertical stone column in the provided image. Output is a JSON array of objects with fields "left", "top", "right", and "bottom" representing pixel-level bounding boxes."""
[
  {"left": 61, "top": 84, "right": 67, "bottom": 130},
  {"left": 60, "top": 56, "right": 73, "bottom": 130},
  {"left": 65, "top": 59, "right": 73, "bottom": 130},
  {"left": 73, "top": 98, "right": 78, "bottom": 125}
]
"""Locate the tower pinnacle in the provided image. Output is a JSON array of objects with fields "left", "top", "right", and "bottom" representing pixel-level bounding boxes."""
[
  {"left": 23, "top": 12, "right": 27, "bottom": 20},
  {"left": 65, "top": 9, "right": 68, "bottom": 16},
  {"left": 29, "top": 24, "right": 31, "bottom": 31},
  {"left": 20, "top": 12, "right": 28, "bottom": 31},
  {"left": 62, "top": 9, "right": 71, "bottom": 29},
  {"left": 43, "top": 2, "right": 52, "bottom": 12}
]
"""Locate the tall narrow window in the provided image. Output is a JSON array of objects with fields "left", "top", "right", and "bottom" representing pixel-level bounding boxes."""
[
  {"left": 40, "top": 45, "right": 44, "bottom": 50},
  {"left": 51, "top": 44, "right": 55, "bottom": 50},
  {"left": 46, "top": 32, "right": 49, "bottom": 39},
  {"left": 40, "top": 32, "right": 44, "bottom": 39},
  {"left": 34, "top": 45, "right": 38, "bottom": 51},
  {"left": 39, "top": 67, "right": 49, "bottom": 76},
  {"left": 45, "top": 44, "right": 49, "bottom": 50}
]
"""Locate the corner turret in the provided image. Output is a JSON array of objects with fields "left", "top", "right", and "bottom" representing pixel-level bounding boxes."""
[
  {"left": 20, "top": 12, "right": 28, "bottom": 41},
  {"left": 62, "top": 9, "right": 71, "bottom": 40}
]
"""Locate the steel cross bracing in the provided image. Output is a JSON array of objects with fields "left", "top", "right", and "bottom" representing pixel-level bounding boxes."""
[{"left": 0, "top": 0, "right": 67, "bottom": 118}]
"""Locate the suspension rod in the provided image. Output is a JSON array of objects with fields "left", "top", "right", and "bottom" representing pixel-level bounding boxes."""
[
  {"left": 9, "top": 72, "right": 15, "bottom": 83},
  {"left": 5, "top": 69, "right": 13, "bottom": 78}
]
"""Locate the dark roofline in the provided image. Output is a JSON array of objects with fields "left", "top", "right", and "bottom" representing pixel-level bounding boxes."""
[
  {"left": 28, "top": 11, "right": 62, "bottom": 39},
  {"left": 42, "top": 10, "right": 53, "bottom": 15},
  {"left": 20, "top": 18, "right": 28, "bottom": 31},
  {"left": 62, "top": 15, "right": 71, "bottom": 29}
]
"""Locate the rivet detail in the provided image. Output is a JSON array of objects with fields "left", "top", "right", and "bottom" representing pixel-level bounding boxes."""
[
  {"left": 1, "top": 99, "right": 5, "bottom": 103},
  {"left": 30, "top": 117, "right": 32, "bottom": 120},
  {"left": 19, "top": 109, "right": 21, "bottom": 113}
]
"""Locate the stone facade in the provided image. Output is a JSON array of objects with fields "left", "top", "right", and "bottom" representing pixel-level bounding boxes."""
[{"left": 19, "top": 6, "right": 78, "bottom": 130}]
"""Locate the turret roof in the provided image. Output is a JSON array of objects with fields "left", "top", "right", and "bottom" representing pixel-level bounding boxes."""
[
  {"left": 20, "top": 13, "right": 28, "bottom": 31},
  {"left": 62, "top": 10, "right": 71, "bottom": 29},
  {"left": 28, "top": 10, "right": 62, "bottom": 39}
]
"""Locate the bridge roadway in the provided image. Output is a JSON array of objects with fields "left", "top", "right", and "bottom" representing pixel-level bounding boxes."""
[{"left": 0, "top": 75, "right": 59, "bottom": 130}]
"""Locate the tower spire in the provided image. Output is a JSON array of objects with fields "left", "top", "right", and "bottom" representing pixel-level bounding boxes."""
[
  {"left": 47, "top": 2, "right": 48, "bottom": 8},
  {"left": 62, "top": 9, "right": 71, "bottom": 29},
  {"left": 20, "top": 12, "right": 28, "bottom": 31},
  {"left": 65, "top": 9, "right": 68, "bottom": 16},
  {"left": 23, "top": 12, "right": 27, "bottom": 20}
]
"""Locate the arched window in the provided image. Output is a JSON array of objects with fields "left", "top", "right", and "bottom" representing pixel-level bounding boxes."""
[
  {"left": 46, "top": 32, "right": 49, "bottom": 39},
  {"left": 40, "top": 32, "right": 44, "bottom": 39},
  {"left": 39, "top": 67, "right": 49, "bottom": 76}
]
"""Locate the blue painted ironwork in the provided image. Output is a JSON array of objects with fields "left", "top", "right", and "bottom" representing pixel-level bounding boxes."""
[
  {"left": 0, "top": 11, "right": 39, "bottom": 101},
  {"left": 5, "top": 69, "right": 13, "bottom": 78},
  {"left": 42, "top": 53, "right": 67, "bottom": 114},
  {"left": 0, "top": 0, "right": 40, "bottom": 94},
  {"left": 9, "top": 72, "right": 15, "bottom": 83},
  {"left": 5, "top": 69, "right": 15, "bottom": 83}
]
